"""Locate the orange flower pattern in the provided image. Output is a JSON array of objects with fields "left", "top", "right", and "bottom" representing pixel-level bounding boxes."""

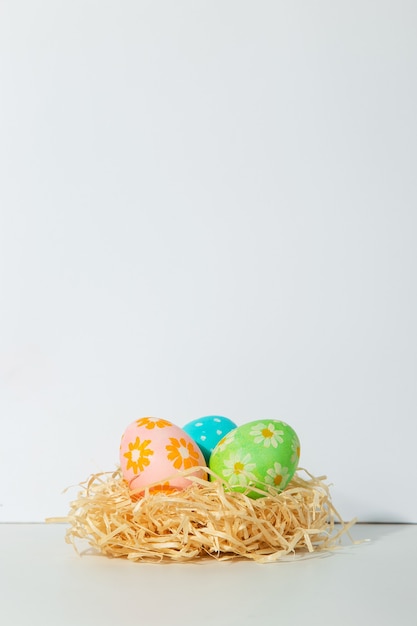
[
  {"left": 136, "top": 417, "right": 172, "bottom": 429},
  {"left": 166, "top": 437, "right": 201, "bottom": 470},
  {"left": 120, "top": 420, "right": 207, "bottom": 494},
  {"left": 123, "top": 436, "right": 154, "bottom": 474},
  {"left": 149, "top": 482, "right": 176, "bottom": 494}
]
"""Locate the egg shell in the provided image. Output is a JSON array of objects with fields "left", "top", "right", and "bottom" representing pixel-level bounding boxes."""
[
  {"left": 120, "top": 417, "right": 207, "bottom": 493},
  {"left": 209, "top": 419, "right": 300, "bottom": 499},
  {"left": 182, "top": 415, "right": 237, "bottom": 464}
]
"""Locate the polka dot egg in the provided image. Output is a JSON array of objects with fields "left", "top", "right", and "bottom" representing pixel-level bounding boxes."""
[
  {"left": 120, "top": 417, "right": 207, "bottom": 493},
  {"left": 183, "top": 415, "right": 237, "bottom": 464},
  {"left": 209, "top": 419, "right": 300, "bottom": 499}
]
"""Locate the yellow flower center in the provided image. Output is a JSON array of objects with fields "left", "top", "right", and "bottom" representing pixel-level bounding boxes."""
[
  {"left": 262, "top": 428, "right": 273, "bottom": 438},
  {"left": 274, "top": 474, "right": 283, "bottom": 486},
  {"left": 234, "top": 461, "right": 244, "bottom": 474}
]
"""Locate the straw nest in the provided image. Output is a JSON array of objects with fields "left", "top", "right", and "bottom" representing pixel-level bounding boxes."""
[{"left": 49, "top": 467, "right": 355, "bottom": 563}]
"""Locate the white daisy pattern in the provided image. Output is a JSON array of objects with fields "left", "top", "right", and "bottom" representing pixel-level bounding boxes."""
[
  {"left": 215, "top": 430, "right": 236, "bottom": 453},
  {"left": 250, "top": 422, "right": 284, "bottom": 448},
  {"left": 222, "top": 451, "right": 257, "bottom": 487},
  {"left": 264, "top": 462, "right": 290, "bottom": 490},
  {"left": 290, "top": 436, "right": 301, "bottom": 464}
]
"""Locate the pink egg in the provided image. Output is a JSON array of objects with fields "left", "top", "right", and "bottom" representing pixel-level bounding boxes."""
[{"left": 120, "top": 417, "right": 207, "bottom": 493}]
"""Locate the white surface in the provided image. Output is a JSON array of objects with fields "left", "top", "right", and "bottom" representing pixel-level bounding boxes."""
[
  {"left": 1, "top": 1, "right": 417, "bottom": 523},
  {"left": 0, "top": 523, "right": 416, "bottom": 626}
]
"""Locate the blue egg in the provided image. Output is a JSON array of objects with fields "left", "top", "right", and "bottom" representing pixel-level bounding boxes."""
[{"left": 183, "top": 415, "right": 237, "bottom": 464}]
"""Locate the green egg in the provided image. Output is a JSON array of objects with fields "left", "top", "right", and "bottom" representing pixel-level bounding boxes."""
[{"left": 209, "top": 419, "right": 300, "bottom": 499}]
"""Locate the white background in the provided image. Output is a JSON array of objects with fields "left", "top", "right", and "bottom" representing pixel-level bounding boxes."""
[{"left": 0, "top": 1, "right": 416, "bottom": 523}]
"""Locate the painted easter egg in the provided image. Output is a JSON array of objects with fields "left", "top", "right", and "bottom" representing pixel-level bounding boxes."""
[
  {"left": 209, "top": 419, "right": 300, "bottom": 499},
  {"left": 183, "top": 415, "right": 237, "bottom": 464},
  {"left": 120, "top": 417, "right": 207, "bottom": 493}
]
